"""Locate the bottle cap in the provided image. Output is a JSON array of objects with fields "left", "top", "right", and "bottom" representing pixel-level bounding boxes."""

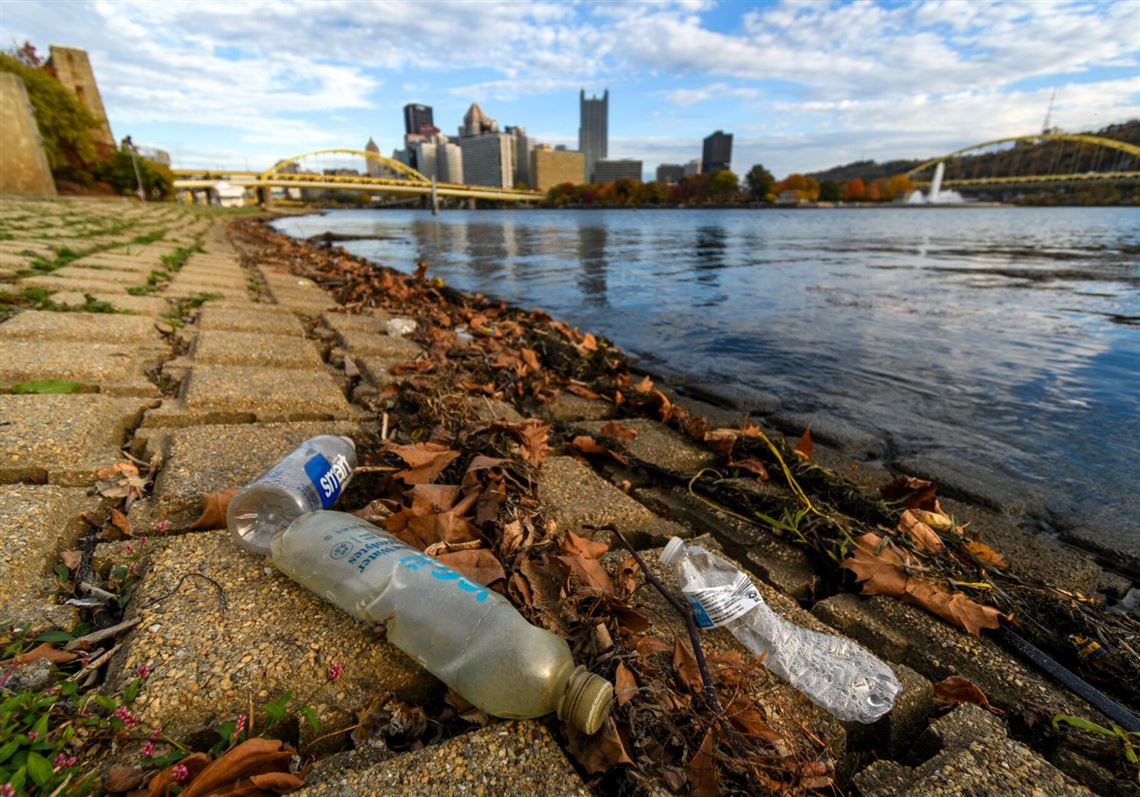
[
  {"left": 558, "top": 665, "right": 613, "bottom": 735},
  {"left": 660, "top": 536, "right": 685, "bottom": 566}
]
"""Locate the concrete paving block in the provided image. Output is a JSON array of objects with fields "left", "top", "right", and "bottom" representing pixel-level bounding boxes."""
[
  {"left": 576, "top": 417, "right": 715, "bottom": 475},
  {"left": 270, "top": 289, "right": 338, "bottom": 313},
  {"left": 0, "top": 484, "right": 98, "bottom": 632},
  {"left": 143, "top": 365, "right": 358, "bottom": 425},
  {"left": 163, "top": 281, "right": 249, "bottom": 300},
  {"left": 0, "top": 395, "right": 156, "bottom": 486},
  {"left": 190, "top": 330, "right": 326, "bottom": 369},
  {"left": 810, "top": 594, "right": 1102, "bottom": 723},
  {"left": 538, "top": 456, "right": 689, "bottom": 548},
  {"left": 260, "top": 271, "right": 320, "bottom": 292},
  {"left": 52, "top": 265, "right": 149, "bottom": 286},
  {"left": 539, "top": 392, "right": 615, "bottom": 422},
  {"left": 0, "top": 340, "right": 164, "bottom": 396},
  {"left": 131, "top": 421, "right": 362, "bottom": 527},
  {"left": 108, "top": 531, "right": 439, "bottom": 742},
  {"left": 69, "top": 254, "right": 158, "bottom": 273},
  {"left": 19, "top": 274, "right": 142, "bottom": 295},
  {"left": 197, "top": 306, "right": 307, "bottom": 336},
  {"left": 335, "top": 328, "right": 423, "bottom": 360},
  {"left": 301, "top": 721, "right": 591, "bottom": 797},
  {"left": 321, "top": 311, "right": 391, "bottom": 337},
  {"left": 0, "top": 309, "right": 162, "bottom": 344},
  {"left": 91, "top": 293, "right": 172, "bottom": 316}
]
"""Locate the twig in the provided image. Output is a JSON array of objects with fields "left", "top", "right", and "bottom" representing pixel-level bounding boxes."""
[
  {"left": 64, "top": 617, "right": 142, "bottom": 651},
  {"left": 585, "top": 523, "right": 725, "bottom": 717},
  {"left": 66, "top": 643, "right": 123, "bottom": 682},
  {"left": 140, "top": 572, "right": 228, "bottom": 613}
]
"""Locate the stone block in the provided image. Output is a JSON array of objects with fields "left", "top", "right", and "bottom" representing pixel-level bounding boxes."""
[
  {"left": 301, "top": 721, "right": 591, "bottom": 797},
  {"left": 131, "top": 421, "right": 362, "bottom": 527},
  {"left": 540, "top": 392, "right": 614, "bottom": 423},
  {"left": 19, "top": 274, "right": 143, "bottom": 295},
  {"left": 163, "top": 281, "right": 248, "bottom": 300},
  {"left": 0, "top": 484, "right": 97, "bottom": 632},
  {"left": 576, "top": 417, "right": 715, "bottom": 475},
  {"left": 327, "top": 328, "right": 424, "bottom": 361},
  {"left": 810, "top": 594, "right": 1102, "bottom": 722},
  {"left": 321, "top": 310, "right": 391, "bottom": 336},
  {"left": 892, "top": 453, "right": 1042, "bottom": 516},
  {"left": 190, "top": 330, "right": 325, "bottom": 369},
  {"left": 0, "top": 340, "right": 163, "bottom": 396},
  {"left": 92, "top": 293, "right": 172, "bottom": 316},
  {"left": 770, "top": 411, "right": 886, "bottom": 459},
  {"left": 52, "top": 265, "right": 148, "bottom": 286},
  {"left": 143, "top": 365, "right": 358, "bottom": 426},
  {"left": 197, "top": 306, "right": 307, "bottom": 336},
  {"left": 108, "top": 531, "right": 439, "bottom": 741},
  {"left": 0, "top": 395, "right": 156, "bottom": 486},
  {"left": 538, "top": 456, "right": 689, "bottom": 548},
  {"left": 0, "top": 309, "right": 162, "bottom": 344}
]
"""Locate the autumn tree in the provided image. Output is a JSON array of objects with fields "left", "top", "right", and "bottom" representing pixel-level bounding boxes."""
[
  {"left": 745, "top": 163, "right": 774, "bottom": 200},
  {"left": 709, "top": 170, "right": 740, "bottom": 202},
  {"left": 773, "top": 173, "right": 820, "bottom": 201},
  {"left": 842, "top": 177, "right": 866, "bottom": 201}
]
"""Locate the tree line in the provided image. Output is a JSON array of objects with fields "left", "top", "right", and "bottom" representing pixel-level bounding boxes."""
[{"left": 543, "top": 163, "right": 916, "bottom": 207}]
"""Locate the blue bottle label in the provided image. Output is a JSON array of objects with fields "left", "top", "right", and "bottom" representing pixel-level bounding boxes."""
[{"left": 303, "top": 452, "right": 351, "bottom": 509}]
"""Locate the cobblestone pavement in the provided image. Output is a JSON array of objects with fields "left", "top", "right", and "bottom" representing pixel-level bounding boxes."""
[{"left": 0, "top": 197, "right": 1116, "bottom": 795}]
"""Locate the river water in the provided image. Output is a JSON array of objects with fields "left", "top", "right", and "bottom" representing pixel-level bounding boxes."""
[{"left": 271, "top": 207, "right": 1140, "bottom": 558}]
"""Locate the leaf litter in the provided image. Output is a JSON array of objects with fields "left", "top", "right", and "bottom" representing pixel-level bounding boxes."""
[{"left": 185, "top": 219, "right": 1140, "bottom": 793}]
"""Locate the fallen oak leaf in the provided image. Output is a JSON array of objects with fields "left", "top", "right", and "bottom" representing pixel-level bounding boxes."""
[
  {"left": 569, "top": 435, "right": 629, "bottom": 465},
  {"left": 963, "top": 541, "right": 1009, "bottom": 568},
  {"left": 385, "top": 442, "right": 461, "bottom": 485},
  {"left": 934, "top": 675, "right": 1005, "bottom": 716},
  {"left": 560, "top": 530, "right": 609, "bottom": 559},
  {"left": 6, "top": 643, "right": 79, "bottom": 667},
  {"left": 187, "top": 488, "right": 239, "bottom": 531},
  {"left": 599, "top": 420, "right": 638, "bottom": 443},
  {"left": 899, "top": 509, "right": 944, "bottom": 553},
  {"left": 686, "top": 728, "right": 719, "bottom": 797},
  {"left": 110, "top": 507, "right": 131, "bottom": 536},
  {"left": 703, "top": 428, "right": 739, "bottom": 458},
  {"left": 566, "top": 716, "right": 633, "bottom": 774},
  {"left": 672, "top": 638, "right": 702, "bottom": 693},
  {"left": 59, "top": 549, "right": 82, "bottom": 571},
  {"left": 434, "top": 548, "right": 506, "bottom": 586}
]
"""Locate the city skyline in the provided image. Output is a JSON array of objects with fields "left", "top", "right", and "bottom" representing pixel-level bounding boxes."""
[{"left": 2, "top": 0, "right": 1137, "bottom": 179}]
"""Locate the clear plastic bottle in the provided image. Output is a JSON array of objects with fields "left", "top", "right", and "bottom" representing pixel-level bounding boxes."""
[
  {"left": 660, "top": 537, "right": 899, "bottom": 723},
  {"left": 268, "top": 511, "right": 613, "bottom": 734},
  {"left": 226, "top": 435, "right": 357, "bottom": 555}
]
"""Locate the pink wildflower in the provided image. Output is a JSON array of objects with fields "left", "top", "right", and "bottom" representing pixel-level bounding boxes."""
[
  {"left": 171, "top": 763, "right": 189, "bottom": 783},
  {"left": 26, "top": 732, "right": 38, "bottom": 741},
  {"left": 114, "top": 706, "right": 139, "bottom": 728},
  {"left": 53, "top": 752, "right": 77, "bottom": 769},
  {"left": 140, "top": 741, "right": 155, "bottom": 759},
  {"left": 1, "top": 783, "right": 14, "bottom": 797},
  {"left": 327, "top": 663, "right": 343, "bottom": 682},
  {"left": 137, "top": 663, "right": 151, "bottom": 679},
  {"left": 126, "top": 544, "right": 135, "bottom": 555},
  {"left": 233, "top": 713, "right": 246, "bottom": 739},
  {"left": 151, "top": 520, "right": 170, "bottom": 534},
  {"left": 151, "top": 724, "right": 164, "bottom": 739}
]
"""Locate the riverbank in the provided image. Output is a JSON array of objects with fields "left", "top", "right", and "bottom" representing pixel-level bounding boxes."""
[{"left": 0, "top": 196, "right": 1133, "bottom": 795}]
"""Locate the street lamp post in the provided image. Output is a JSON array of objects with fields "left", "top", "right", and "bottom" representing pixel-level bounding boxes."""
[{"left": 123, "top": 135, "right": 146, "bottom": 201}]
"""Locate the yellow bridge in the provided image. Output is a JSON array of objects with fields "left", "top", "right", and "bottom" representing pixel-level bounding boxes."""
[
  {"left": 173, "top": 148, "right": 543, "bottom": 203},
  {"left": 905, "top": 133, "right": 1140, "bottom": 189}
]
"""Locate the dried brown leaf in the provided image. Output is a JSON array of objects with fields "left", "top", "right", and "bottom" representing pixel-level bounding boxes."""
[
  {"left": 899, "top": 509, "right": 944, "bottom": 553},
  {"left": 566, "top": 716, "right": 633, "bottom": 774},
  {"left": 177, "top": 738, "right": 302, "bottom": 797},
  {"left": 599, "top": 421, "right": 638, "bottom": 443},
  {"left": 386, "top": 442, "right": 461, "bottom": 484},
  {"left": 110, "top": 508, "right": 131, "bottom": 536},
  {"left": 934, "top": 675, "right": 1005, "bottom": 715},
  {"left": 704, "top": 428, "right": 739, "bottom": 458},
  {"left": 614, "top": 662, "right": 638, "bottom": 706},
  {"left": 560, "top": 530, "right": 608, "bottom": 559},
  {"left": 434, "top": 549, "right": 506, "bottom": 586},
  {"left": 672, "top": 638, "right": 702, "bottom": 693},
  {"left": 105, "top": 765, "right": 145, "bottom": 792},
  {"left": 730, "top": 457, "right": 770, "bottom": 481},
  {"left": 963, "top": 541, "right": 1009, "bottom": 568},
  {"left": 187, "top": 488, "right": 238, "bottom": 531},
  {"left": 7, "top": 643, "right": 79, "bottom": 667},
  {"left": 569, "top": 435, "right": 628, "bottom": 465},
  {"left": 686, "top": 728, "right": 719, "bottom": 797},
  {"left": 59, "top": 549, "right": 82, "bottom": 571},
  {"left": 557, "top": 553, "right": 615, "bottom": 593},
  {"left": 617, "top": 555, "right": 640, "bottom": 598}
]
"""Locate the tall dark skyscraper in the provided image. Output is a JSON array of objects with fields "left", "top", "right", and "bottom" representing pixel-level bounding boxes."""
[
  {"left": 403, "top": 103, "right": 434, "bottom": 135},
  {"left": 701, "top": 130, "right": 733, "bottom": 174},
  {"left": 579, "top": 89, "right": 608, "bottom": 182}
]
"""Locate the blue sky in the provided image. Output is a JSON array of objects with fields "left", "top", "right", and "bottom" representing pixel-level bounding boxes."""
[{"left": 3, "top": 0, "right": 1137, "bottom": 178}]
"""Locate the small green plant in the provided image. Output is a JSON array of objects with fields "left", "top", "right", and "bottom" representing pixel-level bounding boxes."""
[
  {"left": 159, "top": 246, "right": 196, "bottom": 272},
  {"left": 126, "top": 285, "right": 156, "bottom": 296},
  {"left": 130, "top": 230, "right": 166, "bottom": 246}
]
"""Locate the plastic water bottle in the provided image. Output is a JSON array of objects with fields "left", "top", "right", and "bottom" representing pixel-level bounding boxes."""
[
  {"left": 268, "top": 511, "right": 613, "bottom": 734},
  {"left": 659, "top": 537, "right": 899, "bottom": 723},
  {"left": 226, "top": 436, "right": 357, "bottom": 555}
]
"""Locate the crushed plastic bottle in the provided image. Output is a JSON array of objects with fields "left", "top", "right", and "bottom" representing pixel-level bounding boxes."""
[
  {"left": 660, "top": 537, "right": 899, "bottom": 723},
  {"left": 268, "top": 511, "right": 613, "bottom": 734},
  {"left": 226, "top": 435, "right": 356, "bottom": 555}
]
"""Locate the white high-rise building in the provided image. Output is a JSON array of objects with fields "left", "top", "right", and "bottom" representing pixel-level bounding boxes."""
[
  {"left": 683, "top": 158, "right": 702, "bottom": 178},
  {"left": 439, "top": 140, "right": 464, "bottom": 184}
]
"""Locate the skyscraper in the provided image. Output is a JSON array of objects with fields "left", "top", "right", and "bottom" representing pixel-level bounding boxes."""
[
  {"left": 701, "top": 131, "right": 733, "bottom": 174},
  {"left": 403, "top": 103, "right": 434, "bottom": 136},
  {"left": 459, "top": 104, "right": 498, "bottom": 137},
  {"left": 364, "top": 137, "right": 381, "bottom": 177},
  {"left": 579, "top": 89, "right": 608, "bottom": 183}
]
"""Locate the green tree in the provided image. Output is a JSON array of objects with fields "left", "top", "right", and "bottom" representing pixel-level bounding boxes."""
[
  {"left": 0, "top": 53, "right": 102, "bottom": 177},
  {"left": 745, "top": 164, "right": 774, "bottom": 200},
  {"left": 819, "top": 180, "right": 842, "bottom": 202},
  {"left": 95, "top": 151, "right": 174, "bottom": 200},
  {"left": 710, "top": 170, "right": 740, "bottom": 202}
]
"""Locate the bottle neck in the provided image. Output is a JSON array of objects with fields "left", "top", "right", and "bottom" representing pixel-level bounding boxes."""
[{"left": 557, "top": 664, "right": 613, "bottom": 735}]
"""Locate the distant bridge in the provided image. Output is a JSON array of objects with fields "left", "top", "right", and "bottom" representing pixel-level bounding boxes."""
[
  {"left": 172, "top": 148, "right": 543, "bottom": 203},
  {"left": 906, "top": 134, "right": 1140, "bottom": 190}
]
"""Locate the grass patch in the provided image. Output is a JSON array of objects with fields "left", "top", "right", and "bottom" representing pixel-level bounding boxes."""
[
  {"left": 0, "top": 286, "right": 130, "bottom": 320},
  {"left": 161, "top": 292, "right": 222, "bottom": 328},
  {"left": 159, "top": 245, "right": 198, "bottom": 272},
  {"left": 130, "top": 230, "right": 166, "bottom": 246}
]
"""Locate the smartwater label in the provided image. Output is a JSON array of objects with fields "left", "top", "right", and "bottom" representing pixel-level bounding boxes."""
[
  {"left": 683, "top": 573, "right": 762, "bottom": 629},
  {"left": 303, "top": 453, "right": 350, "bottom": 509}
]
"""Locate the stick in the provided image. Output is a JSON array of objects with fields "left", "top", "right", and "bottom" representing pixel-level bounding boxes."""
[
  {"left": 586, "top": 523, "right": 725, "bottom": 718},
  {"left": 64, "top": 617, "right": 142, "bottom": 651}
]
